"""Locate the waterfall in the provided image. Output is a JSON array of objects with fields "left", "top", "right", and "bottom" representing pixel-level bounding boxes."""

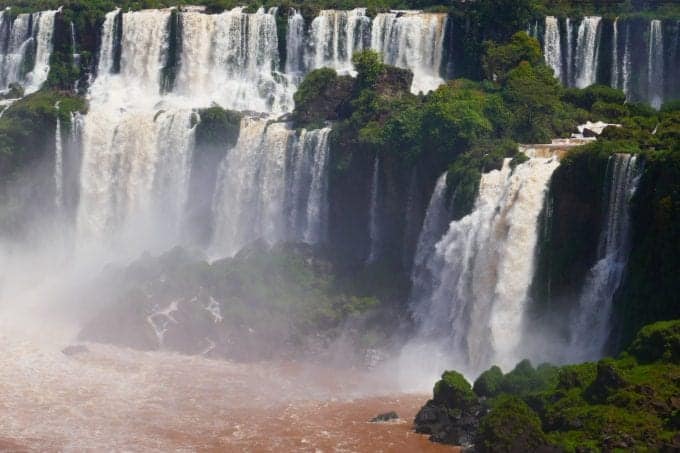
[
  {"left": 622, "top": 22, "right": 632, "bottom": 98},
  {"left": 287, "top": 128, "right": 331, "bottom": 244},
  {"left": 648, "top": 20, "right": 664, "bottom": 109},
  {"left": 211, "top": 119, "right": 331, "bottom": 257},
  {"left": 408, "top": 155, "right": 560, "bottom": 376},
  {"left": 0, "top": 10, "right": 56, "bottom": 93},
  {"left": 544, "top": 16, "right": 562, "bottom": 83},
  {"left": 54, "top": 102, "right": 63, "bottom": 209},
  {"left": 409, "top": 173, "right": 449, "bottom": 302},
  {"left": 568, "top": 154, "right": 641, "bottom": 361},
  {"left": 97, "top": 9, "right": 120, "bottom": 76},
  {"left": 307, "top": 9, "right": 371, "bottom": 75},
  {"left": 565, "top": 18, "right": 573, "bottom": 86},
  {"left": 175, "top": 7, "right": 292, "bottom": 113},
  {"left": 370, "top": 12, "right": 447, "bottom": 93},
  {"left": 574, "top": 16, "right": 602, "bottom": 88},
  {"left": 366, "top": 156, "right": 381, "bottom": 263},
  {"left": 285, "top": 9, "right": 306, "bottom": 81},
  {"left": 611, "top": 19, "right": 619, "bottom": 89}
]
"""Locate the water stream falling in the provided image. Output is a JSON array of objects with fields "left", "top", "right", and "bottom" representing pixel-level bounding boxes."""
[
  {"left": 648, "top": 20, "right": 664, "bottom": 110},
  {"left": 574, "top": 16, "right": 602, "bottom": 88},
  {"left": 542, "top": 16, "right": 678, "bottom": 107},
  {"left": 405, "top": 155, "right": 560, "bottom": 378},
  {"left": 210, "top": 120, "right": 331, "bottom": 257},
  {"left": 54, "top": 102, "right": 63, "bottom": 209},
  {"left": 0, "top": 9, "right": 56, "bottom": 93},
  {"left": 544, "top": 16, "right": 562, "bottom": 83},
  {"left": 568, "top": 154, "right": 641, "bottom": 361}
]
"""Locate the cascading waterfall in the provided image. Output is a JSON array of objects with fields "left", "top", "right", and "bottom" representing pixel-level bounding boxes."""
[
  {"left": 307, "top": 9, "right": 371, "bottom": 75},
  {"left": 287, "top": 128, "right": 331, "bottom": 245},
  {"left": 542, "top": 16, "right": 678, "bottom": 107},
  {"left": 611, "top": 19, "right": 619, "bottom": 89},
  {"left": 574, "top": 16, "right": 602, "bottom": 88},
  {"left": 544, "top": 16, "right": 562, "bottom": 83},
  {"left": 568, "top": 154, "right": 641, "bottom": 361},
  {"left": 0, "top": 9, "right": 56, "bottom": 93},
  {"left": 407, "top": 155, "right": 560, "bottom": 376},
  {"left": 301, "top": 9, "right": 447, "bottom": 94},
  {"left": 565, "top": 18, "right": 573, "bottom": 86},
  {"left": 409, "top": 173, "right": 449, "bottom": 301},
  {"left": 648, "top": 20, "right": 664, "bottom": 110},
  {"left": 370, "top": 11, "right": 447, "bottom": 93},
  {"left": 285, "top": 9, "right": 306, "bottom": 81},
  {"left": 175, "top": 7, "right": 292, "bottom": 113},
  {"left": 210, "top": 119, "right": 331, "bottom": 257},
  {"left": 54, "top": 102, "right": 64, "bottom": 209},
  {"left": 622, "top": 22, "right": 632, "bottom": 97},
  {"left": 97, "top": 9, "right": 120, "bottom": 76}
]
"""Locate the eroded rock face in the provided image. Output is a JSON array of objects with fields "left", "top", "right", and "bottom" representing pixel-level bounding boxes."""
[{"left": 414, "top": 371, "right": 485, "bottom": 447}]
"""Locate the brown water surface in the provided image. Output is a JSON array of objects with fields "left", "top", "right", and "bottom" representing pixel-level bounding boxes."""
[{"left": 0, "top": 340, "right": 456, "bottom": 452}]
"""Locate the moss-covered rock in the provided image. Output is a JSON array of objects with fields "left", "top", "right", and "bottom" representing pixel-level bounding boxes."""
[
  {"left": 417, "top": 320, "right": 680, "bottom": 451},
  {"left": 473, "top": 365, "right": 504, "bottom": 399},
  {"left": 476, "top": 396, "right": 553, "bottom": 452},
  {"left": 293, "top": 68, "right": 353, "bottom": 129},
  {"left": 629, "top": 320, "right": 680, "bottom": 364}
]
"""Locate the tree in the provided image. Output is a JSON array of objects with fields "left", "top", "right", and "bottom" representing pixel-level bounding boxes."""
[{"left": 483, "top": 32, "right": 543, "bottom": 82}]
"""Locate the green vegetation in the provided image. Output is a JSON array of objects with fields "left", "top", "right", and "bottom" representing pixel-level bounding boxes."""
[
  {"left": 0, "top": 90, "right": 86, "bottom": 177},
  {"left": 419, "top": 320, "right": 680, "bottom": 451},
  {"left": 194, "top": 106, "right": 242, "bottom": 150}
]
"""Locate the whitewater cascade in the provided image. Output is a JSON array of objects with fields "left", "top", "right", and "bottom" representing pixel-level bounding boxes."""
[
  {"left": 211, "top": 120, "right": 331, "bottom": 257},
  {"left": 541, "top": 16, "right": 679, "bottom": 107},
  {"left": 574, "top": 16, "right": 602, "bottom": 89},
  {"left": 54, "top": 102, "right": 63, "bottom": 209},
  {"left": 303, "top": 9, "right": 447, "bottom": 93},
  {"left": 648, "top": 20, "right": 664, "bottom": 110},
  {"left": 0, "top": 9, "right": 56, "bottom": 94},
  {"left": 543, "top": 16, "right": 562, "bottom": 83},
  {"left": 370, "top": 11, "right": 447, "bottom": 93},
  {"left": 568, "top": 154, "right": 641, "bottom": 361},
  {"left": 408, "top": 155, "right": 560, "bottom": 376}
]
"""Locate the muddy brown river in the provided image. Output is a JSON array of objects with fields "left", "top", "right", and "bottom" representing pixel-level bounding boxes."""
[{"left": 0, "top": 337, "right": 457, "bottom": 452}]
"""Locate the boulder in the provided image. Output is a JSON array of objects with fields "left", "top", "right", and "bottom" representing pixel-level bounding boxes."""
[{"left": 370, "top": 411, "right": 399, "bottom": 423}]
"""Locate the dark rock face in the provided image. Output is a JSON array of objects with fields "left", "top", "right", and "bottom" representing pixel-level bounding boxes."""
[
  {"left": 370, "top": 411, "right": 399, "bottom": 423},
  {"left": 414, "top": 371, "right": 485, "bottom": 447},
  {"left": 415, "top": 399, "right": 482, "bottom": 446}
]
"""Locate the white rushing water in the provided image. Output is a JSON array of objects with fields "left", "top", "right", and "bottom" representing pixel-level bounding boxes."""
[
  {"left": 543, "top": 16, "right": 677, "bottom": 108},
  {"left": 544, "top": 16, "right": 562, "bottom": 83},
  {"left": 211, "top": 119, "right": 331, "bottom": 257},
  {"left": 0, "top": 9, "right": 56, "bottom": 94},
  {"left": 574, "top": 16, "right": 601, "bottom": 88},
  {"left": 175, "top": 7, "right": 292, "bottom": 113},
  {"left": 304, "top": 9, "right": 448, "bottom": 93},
  {"left": 568, "top": 154, "right": 641, "bottom": 361},
  {"left": 371, "top": 11, "right": 447, "bottom": 93},
  {"left": 405, "top": 155, "right": 560, "bottom": 379},
  {"left": 307, "top": 8, "right": 371, "bottom": 76},
  {"left": 648, "top": 20, "right": 664, "bottom": 110},
  {"left": 611, "top": 19, "right": 619, "bottom": 89},
  {"left": 54, "top": 102, "right": 64, "bottom": 209}
]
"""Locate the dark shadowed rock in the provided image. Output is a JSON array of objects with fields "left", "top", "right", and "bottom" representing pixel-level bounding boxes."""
[{"left": 370, "top": 411, "right": 399, "bottom": 423}]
